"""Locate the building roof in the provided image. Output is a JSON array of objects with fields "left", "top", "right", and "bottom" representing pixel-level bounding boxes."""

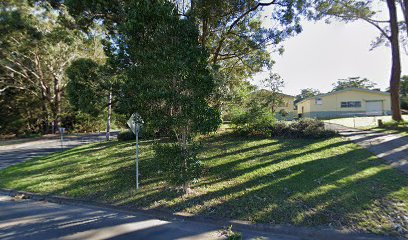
[{"left": 297, "top": 88, "right": 390, "bottom": 105}]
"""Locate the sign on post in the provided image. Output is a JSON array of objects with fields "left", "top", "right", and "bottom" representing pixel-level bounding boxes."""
[
  {"left": 59, "top": 127, "right": 65, "bottom": 152},
  {"left": 127, "top": 113, "right": 144, "bottom": 190}
]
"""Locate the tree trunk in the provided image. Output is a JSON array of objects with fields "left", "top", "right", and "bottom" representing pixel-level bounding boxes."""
[
  {"left": 41, "top": 90, "right": 50, "bottom": 134},
  {"left": 53, "top": 76, "right": 62, "bottom": 131},
  {"left": 106, "top": 90, "right": 112, "bottom": 141},
  {"left": 387, "top": 0, "right": 402, "bottom": 121}
]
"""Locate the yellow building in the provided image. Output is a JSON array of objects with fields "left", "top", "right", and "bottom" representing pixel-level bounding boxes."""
[
  {"left": 250, "top": 90, "right": 296, "bottom": 118},
  {"left": 297, "top": 88, "right": 391, "bottom": 119},
  {"left": 275, "top": 93, "right": 296, "bottom": 116}
]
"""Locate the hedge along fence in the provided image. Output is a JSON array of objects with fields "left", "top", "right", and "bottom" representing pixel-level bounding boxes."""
[
  {"left": 269, "top": 118, "right": 337, "bottom": 139},
  {"left": 232, "top": 118, "right": 337, "bottom": 139}
]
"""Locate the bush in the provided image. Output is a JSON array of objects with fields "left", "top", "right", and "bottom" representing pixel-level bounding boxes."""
[
  {"left": 270, "top": 121, "right": 290, "bottom": 137},
  {"left": 117, "top": 124, "right": 161, "bottom": 141},
  {"left": 278, "top": 109, "right": 289, "bottom": 117},
  {"left": 117, "top": 130, "right": 136, "bottom": 141},
  {"left": 271, "top": 118, "right": 337, "bottom": 139},
  {"left": 229, "top": 101, "right": 335, "bottom": 139},
  {"left": 69, "top": 112, "right": 106, "bottom": 133},
  {"left": 230, "top": 102, "right": 275, "bottom": 136},
  {"left": 154, "top": 142, "right": 202, "bottom": 189}
]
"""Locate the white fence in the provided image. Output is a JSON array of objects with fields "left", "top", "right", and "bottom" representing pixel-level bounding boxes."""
[{"left": 324, "top": 115, "right": 405, "bottom": 128}]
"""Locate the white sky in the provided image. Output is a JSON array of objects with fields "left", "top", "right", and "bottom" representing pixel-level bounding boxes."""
[{"left": 252, "top": 18, "right": 408, "bottom": 96}]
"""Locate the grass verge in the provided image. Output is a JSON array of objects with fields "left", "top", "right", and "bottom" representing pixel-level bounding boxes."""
[
  {"left": 367, "top": 120, "right": 408, "bottom": 137},
  {"left": 0, "top": 133, "right": 407, "bottom": 237}
]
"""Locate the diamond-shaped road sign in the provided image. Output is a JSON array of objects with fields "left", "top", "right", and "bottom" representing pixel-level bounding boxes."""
[{"left": 127, "top": 113, "right": 143, "bottom": 134}]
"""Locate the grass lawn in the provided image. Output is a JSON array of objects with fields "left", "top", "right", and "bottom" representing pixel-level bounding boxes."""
[
  {"left": 0, "top": 133, "right": 407, "bottom": 237},
  {"left": 366, "top": 120, "right": 408, "bottom": 137}
]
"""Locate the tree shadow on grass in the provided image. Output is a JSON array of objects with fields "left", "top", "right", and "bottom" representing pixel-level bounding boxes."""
[
  {"left": 2, "top": 134, "right": 407, "bottom": 236},
  {"left": 164, "top": 148, "right": 406, "bottom": 235},
  {"left": 197, "top": 139, "right": 350, "bottom": 188}
]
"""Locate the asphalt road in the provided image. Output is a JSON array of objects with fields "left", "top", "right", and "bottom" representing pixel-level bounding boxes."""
[
  {"left": 0, "top": 194, "right": 304, "bottom": 240},
  {"left": 0, "top": 133, "right": 114, "bottom": 170}
]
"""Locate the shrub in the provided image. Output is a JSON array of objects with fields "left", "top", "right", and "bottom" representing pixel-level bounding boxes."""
[
  {"left": 69, "top": 112, "right": 106, "bottom": 133},
  {"left": 278, "top": 109, "right": 289, "bottom": 117},
  {"left": 117, "top": 130, "right": 135, "bottom": 141},
  {"left": 270, "top": 118, "right": 337, "bottom": 139},
  {"left": 230, "top": 102, "right": 275, "bottom": 135},
  {"left": 270, "top": 121, "right": 290, "bottom": 137},
  {"left": 154, "top": 142, "right": 202, "bottom": 188},
  {"left": 117, "top": 124, "right": 162, "bottom": 141}
]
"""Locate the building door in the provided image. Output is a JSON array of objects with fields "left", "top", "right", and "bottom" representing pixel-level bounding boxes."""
[{"left": 366, "top": 101, "right": 383, "bottom": 115}]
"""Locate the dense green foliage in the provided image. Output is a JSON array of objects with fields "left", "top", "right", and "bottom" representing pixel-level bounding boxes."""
[
  {"left": 1, "top": 134, "right": 407, "bottom": 237},
  {"left": 115, "top": 0, "right": 221, "bottom": 138},
  {"left": 295, "top": 88, "right": 321, "bottom": 103},
  {"left": 117, "top": 125, "right": 159, "bottom": 141},
  {"left": 331, "top": 77, "right": 376, "bottom": 92},
  {"left": 230, "top": 100, "right": 275, "bottom": 135},
  {"left": 117, "top": 130, "right": 136, "bottom": 142},
  {"left": 0, "top": 1, "right": 105, "bottom": 135},
  {"left": 232, "top": 112, "right": 336, "bottom": 139},
  {"left": 66, "top": 59, "right": 106, "bottom": 116},
  {"left": 44, "top": 0, "right": 311, "bottom": 112},
  {"left": 270, "top": 119, "right": 337, "bottom": 139},
  {"left": 1, "top": 0, "right": 316, "bottom": 135}
]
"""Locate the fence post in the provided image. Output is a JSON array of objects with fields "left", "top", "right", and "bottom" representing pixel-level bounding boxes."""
[{"left": 353, "top": 115, "right": 356, "bottom": 128}]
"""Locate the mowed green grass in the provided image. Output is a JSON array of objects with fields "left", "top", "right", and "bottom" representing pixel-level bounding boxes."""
[
  {"left": 0, "top": 133, "right": 407, "bottom": 236},
  {"left": 368, "top": 120, "right": 408, "bottom": 137}
]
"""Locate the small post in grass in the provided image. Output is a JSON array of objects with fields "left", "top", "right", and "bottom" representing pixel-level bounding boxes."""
[
  {"left": 378, "top": 119, "right": 384, "bottom": 128},
  {"left": 127, "top": 113, "right": 144, "bottom": 190},
  {"left": 353, "top": 115, "right": 356, "bottom": 128},
  {"left": 59, "top": 127, "right": 65, "bottom": 152}
]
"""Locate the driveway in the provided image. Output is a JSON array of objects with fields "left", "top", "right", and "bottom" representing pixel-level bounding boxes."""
[
  {"left": 0, "top": 133, "right": 116, "bottom": 170},
  {"left": 326, "top": 123, "right": 408, "bottom": 174}
]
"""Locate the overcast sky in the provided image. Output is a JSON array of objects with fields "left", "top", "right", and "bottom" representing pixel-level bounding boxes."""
[{"left": 251, "top": 18, "right": 408, "bottom": 96}]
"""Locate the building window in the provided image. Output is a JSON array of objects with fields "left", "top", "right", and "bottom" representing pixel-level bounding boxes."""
[
  {"left": 315, "top": 98, "right": 323, "bottom": 105},
  {"left": 340, "top": 101, "right": 361, "bottom": 108}
]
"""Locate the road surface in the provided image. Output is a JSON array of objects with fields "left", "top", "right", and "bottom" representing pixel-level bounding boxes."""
[
  {"left": 0, "top": 133, "right": 115, "bottom": 170},
  {"left": 0, "top": 194, "right": 304, "bottom": 240}
]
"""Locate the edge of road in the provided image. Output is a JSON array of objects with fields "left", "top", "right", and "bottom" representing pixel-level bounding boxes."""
[{"left": 0, "top": 188, "right": 400, "bottom": 240}]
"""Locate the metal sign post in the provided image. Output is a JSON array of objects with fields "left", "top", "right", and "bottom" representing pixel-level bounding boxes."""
[
  {"left": 127, "top": 113, "right": 143, "bottom": 190},
  {"left": 59, "top": 127, "right": 65, "bottom": 152},
  {"left": 135, "top": 123, "right": 140, "bottom": 189}
]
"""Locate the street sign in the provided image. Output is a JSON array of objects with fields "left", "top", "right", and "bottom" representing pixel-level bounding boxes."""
[
  {"left": 127, "top": 113, "right": 144, "bottom": 190},
  {"left": 127, "top": 113, "right": 144, "bottom": 134}
]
